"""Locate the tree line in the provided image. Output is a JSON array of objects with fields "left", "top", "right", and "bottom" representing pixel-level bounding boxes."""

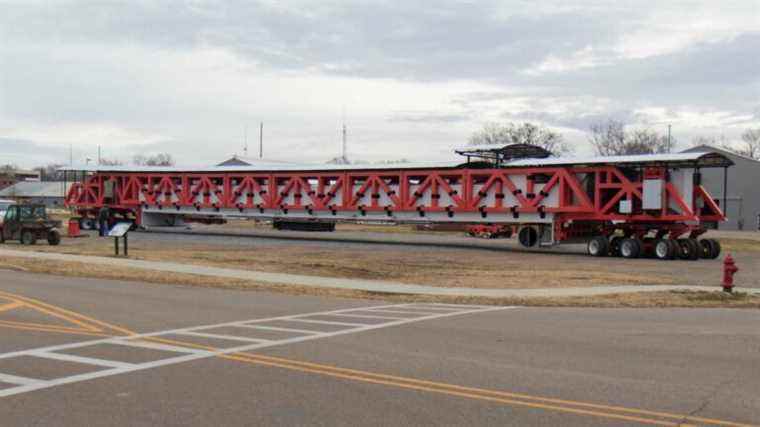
[
  {"left": 469, "top": 120, "right": 760, "bottom": 159},
  {"left": 0, "top": 153, "right": 175, "bottom": 182}
]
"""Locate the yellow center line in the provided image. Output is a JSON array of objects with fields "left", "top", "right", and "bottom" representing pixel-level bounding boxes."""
[
  {"left": 1, "top": 290, "right": 753, "bottom": 427},
  {"left": 0, "top": 321, "right": 111, "bottom": 337},
  {"left": 0, "top": 301, "right": 24, "bottom": 313},
  {"left": 0, "top": 290, "right": 134, "bottom": 336},
  {"left": 145, "top": 336, "right": 754, "bottom": 427}
]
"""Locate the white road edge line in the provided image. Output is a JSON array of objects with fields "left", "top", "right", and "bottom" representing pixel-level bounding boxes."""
[
  {"left": 0, "top": 304, "right": 517, "bottom": 398},
  {"left": 0, "top": 373, "right": 43, "bottom": 386},
  {"left": 28, "top": 352, "right": 135, "bottom": 370},
  {"left": 287, "top": 319, "right": 368, "bottom": 327},
  {"left": 329, "top": 313, "right": 408, "bottom": 320},
  {"left": 109, "top": 340, "right": 213, "bottom": 355},
  {"left": 174, "top": 331, "right": 271, "bottom": 343},
  {"left": 231, "top": 325, "right": 322, "bottom": 335}
]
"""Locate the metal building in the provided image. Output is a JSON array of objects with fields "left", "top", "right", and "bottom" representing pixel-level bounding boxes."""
[
  {"left": 683, "top": 145, "right": 760, "bottom": 231},
  {"left": 0, "top": 181, "right": 74, "bottom": 209}
]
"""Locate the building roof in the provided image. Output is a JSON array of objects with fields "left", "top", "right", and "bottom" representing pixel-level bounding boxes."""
[
  {"left": 217, "top": 155, "right": 294, "bottom": 167},
  {"left": 0, "top": 181, "right": 73, "bottom": 198},
  {"left": 0, "top": 169, "right": 40, "bottom": 177},
  {"left": 682, "top": 145, "right": 759, "bottom": 164}
]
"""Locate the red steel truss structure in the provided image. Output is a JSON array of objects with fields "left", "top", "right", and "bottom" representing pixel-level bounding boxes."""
[{"left": 64, "top": 148, "right": 733, "bottom": 257}]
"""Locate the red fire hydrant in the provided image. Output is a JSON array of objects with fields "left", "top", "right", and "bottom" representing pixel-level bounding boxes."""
[{"left": 722, "top": 254, "right": 739, "bottom": 293}]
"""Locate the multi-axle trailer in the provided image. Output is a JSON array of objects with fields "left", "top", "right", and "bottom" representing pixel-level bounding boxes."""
[{"left": 64, "top": 144, "right": 733, "bottom": 260}]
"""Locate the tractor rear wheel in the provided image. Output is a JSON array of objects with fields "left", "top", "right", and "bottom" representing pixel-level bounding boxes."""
[
  {"left": 587, "top": 236, "right": 609, "bottom": 257},
  {"left": 47, "top": 229, "right": 61, "bottom": 246},
  {"left": 21, "top": 230, "right": 37, "bottom": 245}
]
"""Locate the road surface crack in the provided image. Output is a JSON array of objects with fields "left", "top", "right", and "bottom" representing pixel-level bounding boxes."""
[{"left": 678, "top": 369, "right": 742, "bottom": 426}]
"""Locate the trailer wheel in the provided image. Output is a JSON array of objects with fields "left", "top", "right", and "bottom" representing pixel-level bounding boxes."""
[
  {"left": 666, "top": 240, "right": 679, "bottom": 259},
  {"left": 587, "top": 236, "right": 609, "bottom": 257},
  {"left": 609, "top": 236, "right": 623, "bottom": 257},
  {"left": 517, "top": 226, "right": 539, "bottom": 248},
  {"left": 80, "top": 218, "right": 96, "bottom": 231},
  {"left": 698, "top": 239, "right": 713, "bottom": 259},
  {"left": 677, "top": 238, "right": 700, "bottom": 260},
  {"left": 47, "top": 230, "right": 61, "bottom": 246},
  {"left": 705, "top": 238, "right": 721, "bottom": 259},
  {"left": 21, "top": 230, "right": 37, "bottom": 245},
  {"left": 654, "top": 239, "right": 675, "bottom": 260},
  {"left": 619, "top": 238, "right": 641, "bottom": 259}
]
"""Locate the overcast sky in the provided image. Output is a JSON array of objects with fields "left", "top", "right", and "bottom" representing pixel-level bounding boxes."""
[{"left": 1, "top": 0, "right": 758, "bottom": 168}]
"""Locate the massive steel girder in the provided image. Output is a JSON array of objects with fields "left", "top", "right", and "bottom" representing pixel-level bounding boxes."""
[{"left": 65, "top": 163, "right": 725, "bottom": 242}]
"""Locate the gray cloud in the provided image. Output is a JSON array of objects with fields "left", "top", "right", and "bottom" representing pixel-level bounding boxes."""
[
  {"left": 387, "top": 111, "right": 472, "bottom": 124},
  {"left": 1, "top": 1, "right": 758, "bottom": 166}
]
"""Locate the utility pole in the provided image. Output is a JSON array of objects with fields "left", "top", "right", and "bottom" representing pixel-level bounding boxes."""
[
  {"left": 259, "top": 122, "right": 263, "bottom": 159},
  {"left": 342, "top": 122, "right": 347, "bottom": 163},
  {"left": 341, "top": 106, "right": 348, "bottom": 163},
  {"left": 667, "top": 124, "right": 672, "bottom": 153},
  {"left": 244, "top": 125, "right": 248, "bottom": 157}
]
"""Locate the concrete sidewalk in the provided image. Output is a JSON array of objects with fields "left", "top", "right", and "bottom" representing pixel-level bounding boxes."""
[{"left": 1, "top": 248, "right": 754, "bottom": 298}]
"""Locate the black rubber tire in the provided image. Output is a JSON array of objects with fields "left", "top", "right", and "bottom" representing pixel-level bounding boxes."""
[
  {"left": 21, "top": 230, "right": 37, "bottom": 245},
  {"left": 698, "top": 239, "right": 714, "bottom": 259},
  {"left": 620, "top": 238, "right": 642, "bottom": 259},
  {"left": 677, "top": 238, "right": 699, "bottom": 260},
  {"left": 47, "top": 230, "right": 61, "bottom": 246},
  {"left": 518, "top": 226, "right": 539, "bottom": 248},
  {"left": 654, "top": 239, "right": 675, "bottom": 260},
  {"left": 665, "top": 240, "right": 679, "bottom": 260},
  {"left": 609, "top": 236, "right": 623, "bottom": 257},
  {"left": 80, "top": 218, "right": 95, "bottom": 231},
  {"left": 706, "top": 238, "right": 722, "bottom": 259},
  {"left": 686, "top": 238, "right": 700, "bottom": 260},
  {"left": 587, "top": 236, "right": 609, "bottom": 257}
]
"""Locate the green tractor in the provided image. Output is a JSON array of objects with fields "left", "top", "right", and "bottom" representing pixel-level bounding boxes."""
[{"left": 0, "top": 204, "right": 62, "bottom": 245}]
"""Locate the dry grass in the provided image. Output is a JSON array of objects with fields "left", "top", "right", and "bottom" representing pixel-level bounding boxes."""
[
  {"left": 6, "top": 236, "right": 676, "bottom": 289},
  {"left": 716, "top": 238, "right": 760, "bottom": 252},
  {"left": 1, "top": 256, "right": 757, "bottom": 308}
]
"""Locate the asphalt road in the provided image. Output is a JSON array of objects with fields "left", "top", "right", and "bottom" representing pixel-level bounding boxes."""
[{"left": 0, "top": 271, "right": 758, "bottom": 426}]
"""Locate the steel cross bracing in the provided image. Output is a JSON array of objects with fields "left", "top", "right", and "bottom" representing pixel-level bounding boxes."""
[
  {"left": 0, "top": 303, "right": 513, "bottom": 398},
  {"left": 65, "top": 165, "right": 724, "bottom": 232}
]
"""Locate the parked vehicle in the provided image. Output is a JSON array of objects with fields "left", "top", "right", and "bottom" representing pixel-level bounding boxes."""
[{"left": 0, "top": 204, "right": 62, "bottom": 245}]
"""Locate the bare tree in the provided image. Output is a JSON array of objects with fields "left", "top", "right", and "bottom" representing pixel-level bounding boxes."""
[
  {"left": 99, "top": 158, "right": 123, "bottom": 166},
  {"left": 738, "top": 128, "right": 760, "bottom": 159},
  {"left": 469, "top": 122, "right": 571, "bottom": 155},
  {"left": 692, "top": 129, "right": 760, "bottom": 160},
  {"left": 589, "top": 120, "right": 670, "bottom": 155},
  {"left": 133, "top": 153, "right": 174, "bottom": 166}
]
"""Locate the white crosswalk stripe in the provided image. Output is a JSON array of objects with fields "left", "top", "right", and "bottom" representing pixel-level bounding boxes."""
[{"left": 0, "top": 303, "right": 515, "bottom": 398}]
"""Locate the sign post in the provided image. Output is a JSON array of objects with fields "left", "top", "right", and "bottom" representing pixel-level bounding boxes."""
[{"left": 108, "top": 222, "right": 132, "bottom": 257}]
